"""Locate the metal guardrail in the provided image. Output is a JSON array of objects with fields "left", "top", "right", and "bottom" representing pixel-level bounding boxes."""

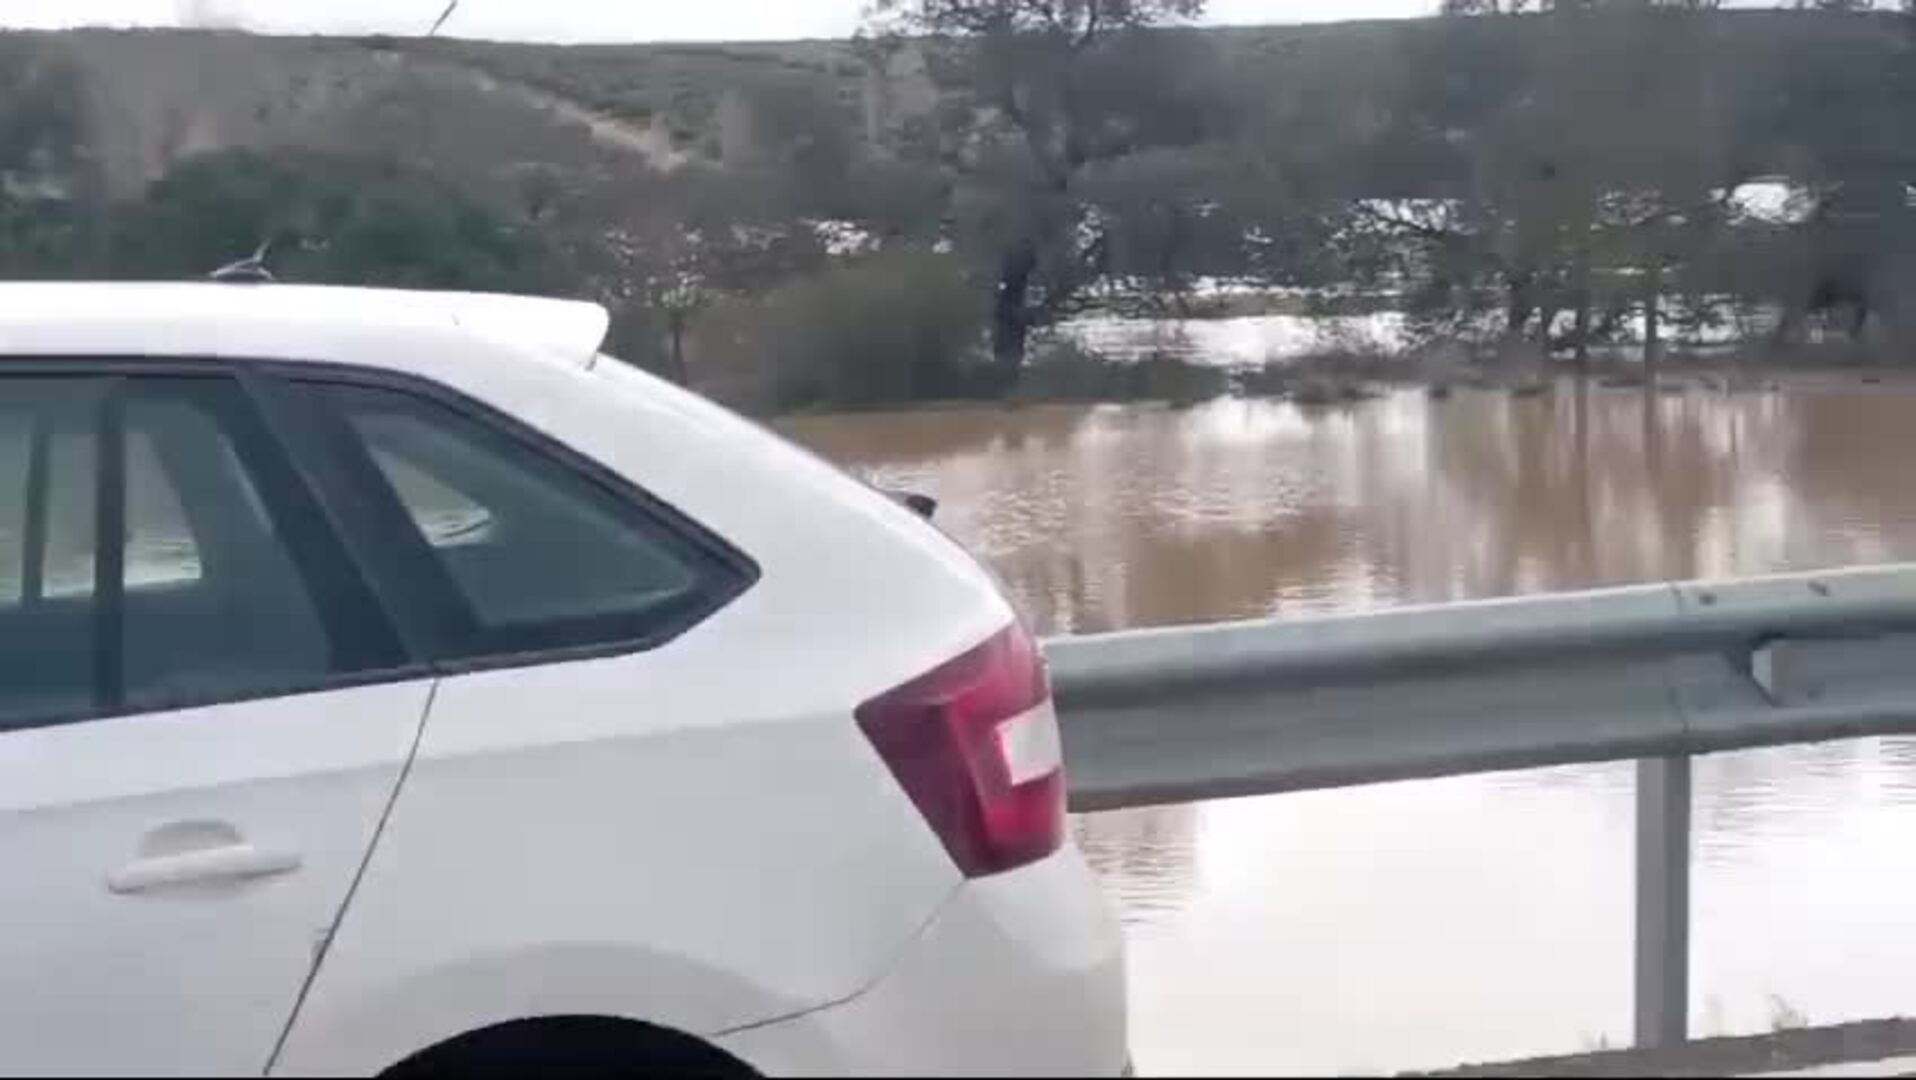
[{"left": 1043, "top": 562, "right": 1916, "bottom": 1050}]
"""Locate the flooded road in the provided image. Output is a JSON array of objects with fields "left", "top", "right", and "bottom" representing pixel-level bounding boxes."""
[{"left": 782, "top": 381, "right": 1916, "bottom": 1075}]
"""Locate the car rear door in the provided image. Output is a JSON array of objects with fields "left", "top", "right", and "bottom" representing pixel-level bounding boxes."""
[{"left": 0, "top": 366, "right": 433, "bottom": 1076}]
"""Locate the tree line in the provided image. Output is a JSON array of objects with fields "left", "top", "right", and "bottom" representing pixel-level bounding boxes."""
[{"left": 3, "top": 3, "right": 1916, "bottom": 410}]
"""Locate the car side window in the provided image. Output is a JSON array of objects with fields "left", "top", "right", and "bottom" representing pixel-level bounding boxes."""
[
  {"left": 308, "top": 380, "right": 750, "bottom": 659},
  {"left": 0, "top": 411, "right": 21, "bottom": 607},
  {"left": 119, "top": 384, "right": 348, "bottom": 711},
  {"left": 0, "top": 379, "right": 103, "bottom": 724},
  {"left": 38, "top": 428, "right": 99, "bottom": 601},
  {"left": 0, "top": 372, "right": 403, "bottom": 730}
]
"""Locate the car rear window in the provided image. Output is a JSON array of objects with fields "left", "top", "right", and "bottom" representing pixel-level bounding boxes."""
[{"left": 309, "top": 378, "right": 754, "bottom": 661}]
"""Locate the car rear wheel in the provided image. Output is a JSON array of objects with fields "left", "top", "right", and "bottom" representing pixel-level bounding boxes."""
[{"left": 381, "top": 1016, "right": 756, "bottom": 1078}]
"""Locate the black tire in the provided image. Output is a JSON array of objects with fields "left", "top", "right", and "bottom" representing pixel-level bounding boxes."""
[{"left": 383, "top": 1016, "right": 755, "bottom": 1078}]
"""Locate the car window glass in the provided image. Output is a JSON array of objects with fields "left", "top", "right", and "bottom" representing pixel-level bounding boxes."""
[
  {"left": 120, "top": 387, "right": 336, "bottom": 710},
  {"left": 0, "top": 373, "right": 402, "bottom": 730},
  {"left": 0, "top": 379, "right": 100, "bottom": 724},
  {"left": 0, "top": 417, "right": 23, "bottom": 606},
  {"left": 366, "top": 449, "right": 495, "bottom": 549},
  {"left": 317, "top": 381, "right": 727, "bottom": 655},
  {"left": 124, "top": 430, "right": 203, "bottom": 591},
  {"left": 41, "top": 430, "right": 97, "bottom": 600}
]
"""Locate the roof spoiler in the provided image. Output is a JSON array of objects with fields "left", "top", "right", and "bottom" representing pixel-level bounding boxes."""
[{"left": 887, "top": 490, "right": 938, "bottom": 520}]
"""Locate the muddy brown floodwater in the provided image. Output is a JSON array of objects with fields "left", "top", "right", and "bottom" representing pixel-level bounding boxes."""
[{"left": 781, "top": 381, "right": 1916, "bottom": 1077}]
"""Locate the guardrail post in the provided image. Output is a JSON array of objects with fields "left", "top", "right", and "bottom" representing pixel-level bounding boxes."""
[{"left": 1634, "top": 754, "right": 1691, "bottom": 1049}]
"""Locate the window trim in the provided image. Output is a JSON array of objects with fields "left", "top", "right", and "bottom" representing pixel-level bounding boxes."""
[
  {"left": 251, "top": 360, "right": 759, "bottom": 675},
  {"left": 147, "top": 374, "right": 409, "bottom": 674},
  {"left": 19, "top": 411, "right": 49, "bottom": 604},
  {"left": 0, "top": 361, "right": 418, "bottom": 734},
  {"left": 93, "top": 378, "right": 126, "bottom": 709}
]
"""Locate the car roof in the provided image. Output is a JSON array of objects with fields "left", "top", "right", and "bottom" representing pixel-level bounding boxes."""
[{"left": 0, "top": 282, "right": 611, "bottom": 368}]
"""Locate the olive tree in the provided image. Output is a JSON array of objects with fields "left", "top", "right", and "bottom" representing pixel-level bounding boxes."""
[{"left": 864, "top": 0, "right": 1211, "bottom": 379}]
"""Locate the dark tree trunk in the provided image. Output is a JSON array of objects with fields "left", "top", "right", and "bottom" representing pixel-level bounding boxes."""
[
  {"left": 667, "top": 309, "right": 689, "bottom": 385},
  {"left": 1501, "top": 268, "right": 1538, "bottom": 361},
  {"left": 1535, "top": 302, "right": 1560, "bottom": 352},
  {"left": 1642, "top": 263, "right": 1663, "bottom": 375},
  {"left": 1572, "top": 300, "right": 1593, "bottom": 369},
  {"left": 1572, "top": 252, "right": 1593, "bottom": 370},
  {"left": 991, "top": 312, "right": 1031, "bottom": 375},
  {"left": 1506, "top": 272, "right": 1535, "bottom": 343},
  {"left": 993, "top": 244, "right": 1038, "bottom": 377}
]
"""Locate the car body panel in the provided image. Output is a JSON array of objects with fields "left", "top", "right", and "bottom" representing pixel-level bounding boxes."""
[
  {"left": 0, "top": 283, "right": 609, "bottom": 370},
  {"left": 269, "top": 304, "right": 1024, "bottom": 1072},
  {"left": 715, "top": 847, "right": 1129, "bottom": 1078},
  {"left": 271, "top": 671, "right": 964, "bottom": 1074},
  {"left": 0, "top": 283, "right": 1126, "bottom": 1078},
  {"left": 0, "top": 680, "right": 434, "bottom": 1077}
]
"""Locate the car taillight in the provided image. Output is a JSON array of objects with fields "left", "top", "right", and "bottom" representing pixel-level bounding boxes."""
[{"left": 856, "top": 623, "right": 1066, "bottom": 878}]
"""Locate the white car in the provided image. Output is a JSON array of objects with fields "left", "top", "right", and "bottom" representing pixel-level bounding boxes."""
[{"left": 0, "top": 282, "right": 1127, "bottom": 1077}]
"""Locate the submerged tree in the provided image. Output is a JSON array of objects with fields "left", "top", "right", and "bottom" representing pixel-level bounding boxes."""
[{"left": 864, "top": 0, "right": 1215, "bottom": 379}]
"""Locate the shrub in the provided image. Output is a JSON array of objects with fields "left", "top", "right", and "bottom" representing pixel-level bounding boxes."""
[
  {"left": 693, "top": 250, "right": 985, "bottom": 410},
  {"left": 109, "top": 148, "right": 563, "bottom": 293},
  {"left": 604, "top": 300, "right": 677, "bottom": 380}
]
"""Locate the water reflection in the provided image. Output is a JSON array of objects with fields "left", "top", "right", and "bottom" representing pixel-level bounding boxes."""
[
  {"left": 782, "top": 382, "right": 1916, "bottom": 1074},
  {"left": 1072, "top": 805, "right": 1202, "bottom": 928},
  {"left": 1061, "top": 312, "right": 1412, "bottom": 365},
  {"left": 785, "top": 383, "right": 1916, "bottom": 635}
]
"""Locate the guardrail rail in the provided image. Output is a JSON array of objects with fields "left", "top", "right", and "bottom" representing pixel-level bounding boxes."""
[{"left": 1043, "top": 563, "right": 1916, "bottom": 1049}]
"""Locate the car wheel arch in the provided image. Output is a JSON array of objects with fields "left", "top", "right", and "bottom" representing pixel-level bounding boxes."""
[
  {"left": 274, "top": 942, "right": 798, "bottom": 1076},
  {"left": 380, "top": 1015, "right": 757, "bottom": 1077}
]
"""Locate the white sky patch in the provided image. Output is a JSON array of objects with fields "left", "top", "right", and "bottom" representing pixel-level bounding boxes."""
[
  {"left": 0, "top": 0, "right": 1832, "bottom": 42},
  {"left": 5, "top": 0, "right": 1435, "bottom": 42}
]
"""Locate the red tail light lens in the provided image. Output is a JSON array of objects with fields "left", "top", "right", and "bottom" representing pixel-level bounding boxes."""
[{"left": 856, "top": 623, "right": 1066, "bottom": 878}]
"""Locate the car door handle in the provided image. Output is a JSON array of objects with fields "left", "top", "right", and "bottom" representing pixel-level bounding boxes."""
[{"left": 108, "top": 844, "right": 303, "bottom": 895}]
